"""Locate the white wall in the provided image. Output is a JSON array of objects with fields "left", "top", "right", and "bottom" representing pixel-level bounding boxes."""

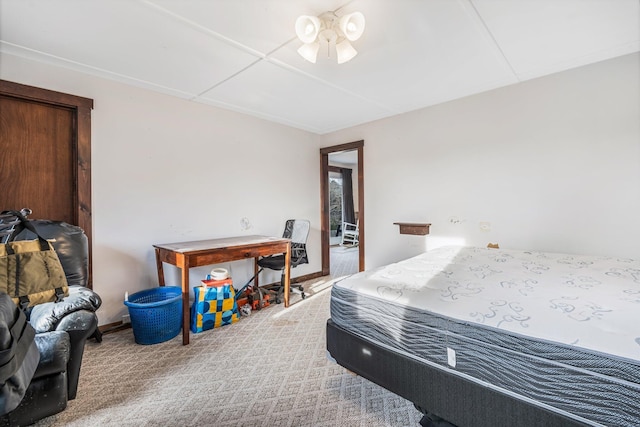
[
  {"left": 3, "top": 52, "right": 639, "bottom": 325},
  {"left": 321, "top": 53, "right": 640, "bottom": 268},
  {"left": 1, "top": 54, "right": 322, "bottom": 326}
]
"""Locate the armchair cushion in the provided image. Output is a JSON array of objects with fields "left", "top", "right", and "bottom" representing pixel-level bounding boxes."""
[{"left": 28, "top": 286, "right": 101, "bottom": 333}]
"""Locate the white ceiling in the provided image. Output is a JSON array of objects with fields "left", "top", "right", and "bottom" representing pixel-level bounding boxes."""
[{"left": 1, "top": 0, "right": 638, "bottom": 135}]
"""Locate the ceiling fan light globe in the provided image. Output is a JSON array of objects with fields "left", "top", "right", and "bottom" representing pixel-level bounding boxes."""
[
  {"left": 298, "top": 42, "right": 320, "bottom": 63},
  {"left": 304, "top": 23, "right": 315, "bottom": 36},
  {"left": 339, "top": 12, "right": 365, "bottom": 41},
  {"left": 336, "top": 39, "right": 357, "bottom": 64},
  {"left": 295, "top": 15, "right": 321, "bottom": 43}
]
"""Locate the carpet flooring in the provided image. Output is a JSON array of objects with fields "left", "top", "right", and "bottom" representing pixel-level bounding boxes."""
[{"left": 34, "top": 278, "right": 423, "bottom": 427}]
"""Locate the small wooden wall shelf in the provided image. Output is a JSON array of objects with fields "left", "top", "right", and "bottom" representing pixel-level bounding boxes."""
[{"left": 394, "top": 222, "right": 431, "bottom": 235}]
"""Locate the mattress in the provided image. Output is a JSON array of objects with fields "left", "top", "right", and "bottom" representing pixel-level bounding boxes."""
[{"left": 330, "top": 246, "right": 640, "bottom": 426}]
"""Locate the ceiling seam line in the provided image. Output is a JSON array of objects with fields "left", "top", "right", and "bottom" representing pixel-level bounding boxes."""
[
  {"left": 333, "top": 0, "right": 356, "bottom": 15},
  {"left": 138, "top": 0, "right": 266, "bottom": 59},
  {"left": 467, "top": 0, "right": 520, "bottom": 81},
  {"left": 193, "top": 58, "right": 264, "bottom": 98},
  {"left": 194, "top": 36, "right": 300, "bottom": 97}
]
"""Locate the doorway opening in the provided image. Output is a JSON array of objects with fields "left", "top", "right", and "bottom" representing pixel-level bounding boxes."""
[{"left": 320, "top": 140, "right": 364, "bottom": 277}]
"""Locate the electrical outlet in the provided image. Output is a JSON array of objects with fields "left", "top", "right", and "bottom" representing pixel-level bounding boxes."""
[{"left": 122, "top": 314, "right": 131, "bottom": 324}]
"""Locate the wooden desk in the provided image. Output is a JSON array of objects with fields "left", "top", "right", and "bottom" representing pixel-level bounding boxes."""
[{"left": 154, "top": 235, "right": 291, "bottom": 345}]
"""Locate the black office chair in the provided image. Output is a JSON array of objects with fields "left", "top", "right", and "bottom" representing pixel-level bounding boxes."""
[{"left": 256, "top": 219, "right": 310, "bottom": 304}]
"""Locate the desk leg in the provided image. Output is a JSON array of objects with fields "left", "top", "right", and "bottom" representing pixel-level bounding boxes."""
[
  {"left": 254, "top": 257, "right": 259, "bottom": 288},
  {"left": 177, "top": 253, "right": 190, "bottom": 345},
  {"left": 284, "top": 241, "right": 291, "bottom": 307},
  {"left": 155, "top": 248, "right": 165, "bottom": 286}
]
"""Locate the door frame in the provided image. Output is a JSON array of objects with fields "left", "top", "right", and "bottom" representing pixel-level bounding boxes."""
[
  {"left": 320, "top": 140, "right": 364, "bottom": 275},
  {"left": 0, "top": 79, "right": 94, "bottom": 285}
]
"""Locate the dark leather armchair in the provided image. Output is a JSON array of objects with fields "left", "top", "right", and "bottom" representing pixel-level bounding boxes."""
[
  {"left": 15, "top": 220, "right": 101, "bottom": 399},
  {"left": 0, "top": 218, "right": 101, "bottom": 425}
]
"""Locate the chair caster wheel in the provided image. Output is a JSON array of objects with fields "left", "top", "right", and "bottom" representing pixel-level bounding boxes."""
[
  {"left": 276, "top": 298, "right": 282, "bottom": 304},
  {"left": 301, "top": 293, "right": 306, "bottom": 299}
]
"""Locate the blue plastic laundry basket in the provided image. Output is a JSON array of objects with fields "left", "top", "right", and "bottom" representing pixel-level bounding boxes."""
[{"left": 124, "top": 286, "right": 182, "bottom": 345}]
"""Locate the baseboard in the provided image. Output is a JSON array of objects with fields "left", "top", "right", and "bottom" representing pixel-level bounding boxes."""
[
  {"left": 260, "top": 270, "right": 324, "bottom": 287},
  {"left": 99, "top": 321, "right": 131, "bottom": 334},
  {"left": 292, "top": 271, "right": 324, "bottom": 283}
]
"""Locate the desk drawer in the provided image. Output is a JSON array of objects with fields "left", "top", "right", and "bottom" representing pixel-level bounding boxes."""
[
  {"left": 189, "top": 242, "right": 289, "bottom": 266},
  {"left": 240, "top": 249, "right": 262, "bottom": 258}
]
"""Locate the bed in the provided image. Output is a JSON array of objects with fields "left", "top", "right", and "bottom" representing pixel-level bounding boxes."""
[{"left": 326, "top": 246, "right": 640, "bottom": 426}]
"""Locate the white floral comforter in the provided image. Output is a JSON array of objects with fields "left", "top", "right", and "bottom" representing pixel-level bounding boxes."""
[{"left": 335, "top": 246, "right": 640, "bottom": 361}]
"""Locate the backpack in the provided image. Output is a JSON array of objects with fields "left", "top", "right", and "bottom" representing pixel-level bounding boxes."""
[{"left": 0, "top": 211, "right": 68, "bottom": 310}]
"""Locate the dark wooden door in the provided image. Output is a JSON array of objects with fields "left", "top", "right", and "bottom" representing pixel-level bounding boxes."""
[
  {"left": 0, "top": 95, "right": 75, "bottom": 223},
  {"left": 0, "top": 80, "right": 93, "bottom": 286}
]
